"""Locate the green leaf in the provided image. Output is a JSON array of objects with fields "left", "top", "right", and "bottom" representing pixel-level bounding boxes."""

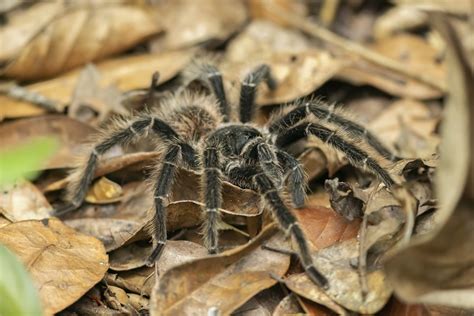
[
  {"left": 0, "top": 137, "right": 58, "bottom": 186},
  {"left": 0, "top": 245, "right": 43, "bottom": 316}
]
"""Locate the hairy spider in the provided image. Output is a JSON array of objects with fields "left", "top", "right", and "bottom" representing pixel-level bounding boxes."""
[{"left": 57, "top": 63, "right": 398, "bottom": 289}]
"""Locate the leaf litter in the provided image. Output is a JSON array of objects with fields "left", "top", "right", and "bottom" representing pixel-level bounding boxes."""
[{"left": 0, "top": 1, "right": 470, "bottom": 314}]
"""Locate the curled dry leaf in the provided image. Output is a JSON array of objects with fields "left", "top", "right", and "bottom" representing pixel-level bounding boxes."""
[
  {"left": 108, "top": 240, "right": 207, "bottom": 272},
  {"left": 150, "top": 0, "right": 247, "bottom": 52},
  {"left": 0, "top": 2, "right": 64, "bottom": 62},
  {"left": 0, "top": 115, "right": 96, "bottom": 169},
  {"left": 248, "top": 0, "right": 307, "bottom": 27},
  {"left": 0, "top": 218, "right": 109, "bottom": 315},
  {"left": 106, "top": 267, "right": 155, "bottom": 296},
  {"left": 0, "top": 48, "right": 194, "bottom": 119},
  {"left": 324, "top": 178, "right": 367, "bottom": 221},
  {"left": 273, "top": 294, "right": 304, "bottom": 315},
  {"left": 373, "top": 6, "right": 428, "bottom": 39},
  {"left": 338, "top": 33, "right": 446, "bottom": 99},
  {"left": 150, "top": 224, "right": 291, "bottom": 316},
  {"left": 2, "top": 5, "right": 162, "bottom": 80},
  {"left": 0, "top": 180, "right": 52, "bottom": 222}
]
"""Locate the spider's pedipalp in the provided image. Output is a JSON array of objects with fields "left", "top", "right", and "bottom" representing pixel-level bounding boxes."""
[
  {"left": 202, "top": 145, "right": 223, "bottom": 254},
  {"left": 275, "top": 122, "right": 396, "bottom": 188},
  {"left": 240, "top": 64, "right": 277, "bottom": 123},
  {"left": 252, "top": 171, "right": 329, "bottom": 289},
  {"left": 146, "top": 143, "right": 181, "bottom": 265},
  {"left": 276, "top": 150, "right": 307, "bottom": 208},
  {"left": 269, "top": 101, "right": 400, "bottom": 162}
]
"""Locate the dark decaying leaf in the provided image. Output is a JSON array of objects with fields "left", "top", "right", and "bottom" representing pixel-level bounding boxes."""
[
  {"left": 150, "top": 224, "right": 290, "bottom": 315},
  {"left": 324, "top": 178, "right": 367, "bottom": 221},
  {"left": 0, "top": 218, "right": 109, "bottom": 315}
]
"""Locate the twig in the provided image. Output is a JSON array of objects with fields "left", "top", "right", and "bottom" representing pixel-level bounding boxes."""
[
  {"left": 267, "top": 2, "right": 446, "bottom": 92},
  {"left": 0, "top": 83, "right": 61, "bottom": 112}
]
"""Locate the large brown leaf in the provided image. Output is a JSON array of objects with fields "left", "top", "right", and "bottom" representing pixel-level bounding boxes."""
[
  {"left": 150, "top": 224, "right": 291, "bottom": 315},
  {"left": 2, "top": 5, "right": 162, "bottom": 80},
  {"left": 0, "top": 218, "right": 109, "bottom": 315}
]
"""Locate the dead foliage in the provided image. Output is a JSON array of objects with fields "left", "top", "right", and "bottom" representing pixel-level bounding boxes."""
[{"left": 0, "top": 0, "right": 471, "bottom": 315}]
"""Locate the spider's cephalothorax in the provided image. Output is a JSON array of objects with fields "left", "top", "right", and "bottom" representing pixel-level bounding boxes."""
[{"left": 58, "top": 64, "right": 399, "bottom": 289}]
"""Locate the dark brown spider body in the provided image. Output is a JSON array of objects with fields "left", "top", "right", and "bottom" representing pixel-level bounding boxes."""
[{"left": 57, "top": 62, "right": 399, "bottom": 290}]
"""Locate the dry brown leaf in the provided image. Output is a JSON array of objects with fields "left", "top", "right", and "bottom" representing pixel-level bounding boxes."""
[
  {"left": 106, "top": 267, "right": 155, "bottom": 296},
  {"left": 150, "top": 224, "right": 291, "bottom": 315},
  {"left": 295, "top": 205, "right": 360, "bottom": 251},
  {"left": 221, "top": 50, "right": 343, "bottom": 106},
  {"left": 225, "top": 20, "right": 311, "bottom": 63},
  {"left": 2, "top": 5, "right": 162, "bottom": 80},
  {"left": 0, "top": 180, "right": 52, "bottom": 221},
  {"left": 385, "top": 15, "right": 474, "bottom": 308},
  {"left": 0, "top": 2, "right": 64, "bottom": 62},
  {"left": 85, "top": 177, "right": 123, "bottom": 204},
  {"left": 0, "top": 218, "right": 109, "bottom": 315},
  {"left": 44, "top": 151, "right": 160, "bottom": 192},
  {"left": 109, "top": 240, "right": 207, "bottom": 272},
  {"left": 273, "top": 294, "right": 304, "bottom": 315},
  {"left": 394, "top": 0, "right": 473, "bottom": 15},
  {"left": 150, "top": 0, "right": 247, "bottom": 52},
  {"left": 248, "top": 0, "right": 307, "bottom": 27},
  {"left": 65, "top": 218, "right": 143, "bottom": 252},
  {"left": 378, "top": 296, "right": 474, "bottom": 316},
  {"left": 0, "top": 115, "right": 97, "bottom": 169},
  {"left": 373, "top": 6, "right": 428, "bottom": 39},
  {"left": 285, "top": 274, "right": 346, "bottom": 315},
  {"left": 0, "top": 49, "right": 194, "bottom": 118},
  {"left": 338, "top": 33, "right": 446, "bottom": 99},
  {"left": 313, "top": 239, "right": 392, "bottom": 313},
  {"left": 0, "top": 215, "right": 11, "bottom": 228}
]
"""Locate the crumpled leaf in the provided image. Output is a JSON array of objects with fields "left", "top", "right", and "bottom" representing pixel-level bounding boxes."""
[
  {"left": 0, "top": 48, "right": 194, "bottom": 117},
  {"left": 273, "top": 294, "right": 304, "bottom": 315},
  {"left": 0, "top": 180, "right": 52, "bottom": 221},
  {"left": 150, "top": 0, "right": 247, "bottom": 52},
  {"left": 0, "top": 218, "right": 109, "bottom": 315},
  {"left": 373, "top": 6, "right": 428, "bottom": 39},
  {"left": 106, "top": 267, "right": 155, "bottom": 296},
  {"left": 338, "top": 33, "right": 445, "bottom": 99},
  {"left": 150, "top": 224, "right": 290, "bottom": 315},
  {"left": 325, "top": 178, "right": 367, "bottom": 221},
  {"left": 385, "top": 14, "right": 474, "bottom": 308},
  {"left": 2, "top": 5, "right": 162, "bottom": 80},
  {"left": 0, "top": 1, "right": 64, "bottom": 62},
  {"left": 0, "top": 115, "right": 96, "bottom": 169},
  {"left": 109, "top": 240, "right": 207, "bottom": 272}
]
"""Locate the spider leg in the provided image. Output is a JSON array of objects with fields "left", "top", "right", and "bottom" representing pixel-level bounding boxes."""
[
  {"left": 240, "top": 64, "right": 277, "bottom": 123},
  {"left": 275, "top": 122, "right": 395, "bottom": 188},
  {"left": 268, "top": 101, "right": 400, "bottom": 161},
  {"left": 202, "top": 145, "right": 223, "bottom": 254},
  {"left": 146, "top": 143, "right": 181, "bottom": 265},
  {"left": 55, "top": 116, "right": 193, "bottom": 215},
  {"left": 253, "top": 170, "right": 328, "bottom": 289},
  {"left": 241, "top": 138, "right": 283, "bottom": 187},
  {"left": 196, "top": 64, "right": 229, "bottom": 121},
  {"left": 276, "top": 150, "right": 306, "bottom": 208}
]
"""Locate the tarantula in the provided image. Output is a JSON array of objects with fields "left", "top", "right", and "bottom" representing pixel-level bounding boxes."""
[{"left": 56, "top": 63, "right": 398, "bottom": 289}]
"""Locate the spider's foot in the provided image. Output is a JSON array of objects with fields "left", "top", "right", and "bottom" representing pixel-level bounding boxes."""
[
  {"left": 52, "top": 202, "right": 80, "bottom": 217},
  {"left": 306, "top": 265, "right": 329, "bottom": 290},
  {"left": 146, "top": 243, "right": 166, "bottom": 267}
]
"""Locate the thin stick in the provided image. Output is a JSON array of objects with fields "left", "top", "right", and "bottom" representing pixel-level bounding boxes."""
[
  {"left": 267, "top": 3, "right": 446, "bottom": 92},
  {"left": 0, "top": 83, "right": 60, "bottom": 112}
]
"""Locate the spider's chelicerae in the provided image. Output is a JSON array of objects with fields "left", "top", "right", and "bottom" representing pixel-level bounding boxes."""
[{"left": 58, "top": 63, "right": 399, "bottom": 289}]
